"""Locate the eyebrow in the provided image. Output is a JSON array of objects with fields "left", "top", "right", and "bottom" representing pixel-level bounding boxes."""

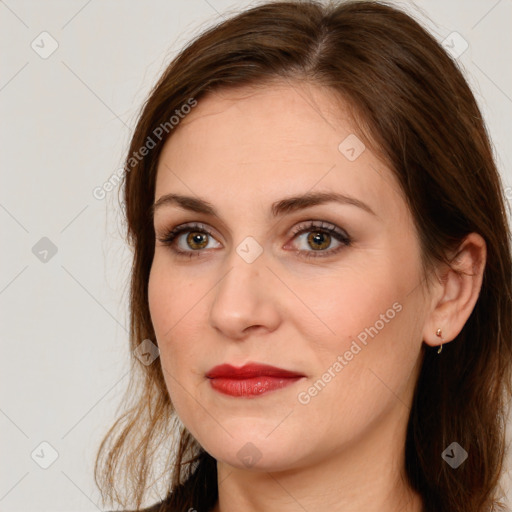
[{"left": 152, "top": 191, "right": 376, "bottom": 218}]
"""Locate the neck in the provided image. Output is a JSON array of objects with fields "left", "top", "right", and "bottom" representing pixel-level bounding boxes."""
[{"left": 211, "top": 399, "right": 423, "bottom": 512}]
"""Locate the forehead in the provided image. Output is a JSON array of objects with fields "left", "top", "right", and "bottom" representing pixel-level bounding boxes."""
[
  {"left": 154, "top": 82, "right": 404, "bottom": 221},
  {"left": 159, "top": 82, "right": 359, "bottom": 168}
]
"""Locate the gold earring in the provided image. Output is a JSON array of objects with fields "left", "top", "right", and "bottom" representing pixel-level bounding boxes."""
[{"left": 436, "top": 328, "right": 443, "bottom": 354}]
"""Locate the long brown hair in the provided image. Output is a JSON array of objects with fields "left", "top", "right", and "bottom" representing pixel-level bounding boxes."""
[{"left": 94, "top": 1, "right": 512, "bottom": 511}]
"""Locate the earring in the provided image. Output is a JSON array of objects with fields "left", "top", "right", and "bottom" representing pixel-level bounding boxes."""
[{"left": 436, "top": 328, "right": 443, "bottom": 354}]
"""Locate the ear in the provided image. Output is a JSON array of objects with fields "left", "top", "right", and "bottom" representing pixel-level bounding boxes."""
[{"left": 422, "top": 232, "right": 487, "bottom": 349}]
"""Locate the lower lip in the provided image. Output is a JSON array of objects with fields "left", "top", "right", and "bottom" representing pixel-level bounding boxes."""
[{"left": 208, "top": 376, "right": 303, "bottom": 397}]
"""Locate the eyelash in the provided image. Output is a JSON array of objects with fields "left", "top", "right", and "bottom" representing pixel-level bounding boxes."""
[{"left": 156, "top": 221, "right": 351, "bottom": 260}]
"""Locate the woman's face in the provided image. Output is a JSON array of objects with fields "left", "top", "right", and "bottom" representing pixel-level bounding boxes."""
[{"left": 148, "top": 82, "right": 430, "bottom": 472}]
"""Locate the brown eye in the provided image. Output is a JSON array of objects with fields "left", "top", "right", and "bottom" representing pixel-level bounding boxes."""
[
  {"left": 185, "top": 232, "right": 209, "bottom": 250},
  {"left": 288, "top": 221, "right": 351, "bottom": 259},
  {"left": 157, "top": 222, "right": 221, "bottom": 258},
  {"left": 305, "top": 231, "right": 332, "bottom": 250}
]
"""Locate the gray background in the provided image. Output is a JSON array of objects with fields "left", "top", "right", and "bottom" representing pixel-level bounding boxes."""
[{"left": 1, "top": 0, "right": 511, "bottom": 510}]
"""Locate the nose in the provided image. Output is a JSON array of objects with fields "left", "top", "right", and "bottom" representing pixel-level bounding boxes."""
[{"left": 208, "top": 250, "right": 282, "bottom": 340}]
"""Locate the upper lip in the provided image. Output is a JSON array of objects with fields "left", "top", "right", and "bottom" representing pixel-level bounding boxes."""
[{"left": 206, "top": 362, "right": 305, "bottom": 379}]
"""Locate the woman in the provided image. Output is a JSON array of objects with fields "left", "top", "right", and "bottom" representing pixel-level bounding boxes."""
[{"left": 95, "top": 1, "right": 512, "bottom": 511}]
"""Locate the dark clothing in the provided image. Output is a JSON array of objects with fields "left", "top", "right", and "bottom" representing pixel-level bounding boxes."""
[{"left": 108, "top": 498, "right": 171, "bottom": 512}]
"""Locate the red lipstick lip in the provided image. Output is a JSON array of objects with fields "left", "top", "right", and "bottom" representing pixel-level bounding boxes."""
[{"left": 206, "top": 363, "right": 305, "bottom": 379}]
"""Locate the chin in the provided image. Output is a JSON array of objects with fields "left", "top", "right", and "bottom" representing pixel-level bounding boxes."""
[{"left": 200, "top": 430, "right": 306, "bottom": 472}]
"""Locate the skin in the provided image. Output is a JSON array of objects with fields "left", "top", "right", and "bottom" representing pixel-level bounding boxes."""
[{"left": 148, "top": 81, "right": 486, "bottom": 512}]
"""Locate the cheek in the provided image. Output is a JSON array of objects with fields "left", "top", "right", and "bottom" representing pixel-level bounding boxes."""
[
  {"left": 290, "top": 267, "right": 422, "bottom": 401},
  {"left": 148, "top": 261, "right": 185, "bottom": 379},
  {"left": 290, "top": 267, "right": 403, "bottom": 347},
  {"left": 148, "top": 257, "right": 211, "bottom": 382},
  {"left": 314, "top": 250, "right": 422, "bottom": 353},
  {"left": 148, "top": 258, "right": 202, "bottom": 339},
  {"left": 147, "top": 262, "right": 200, "bottom": 421}
]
